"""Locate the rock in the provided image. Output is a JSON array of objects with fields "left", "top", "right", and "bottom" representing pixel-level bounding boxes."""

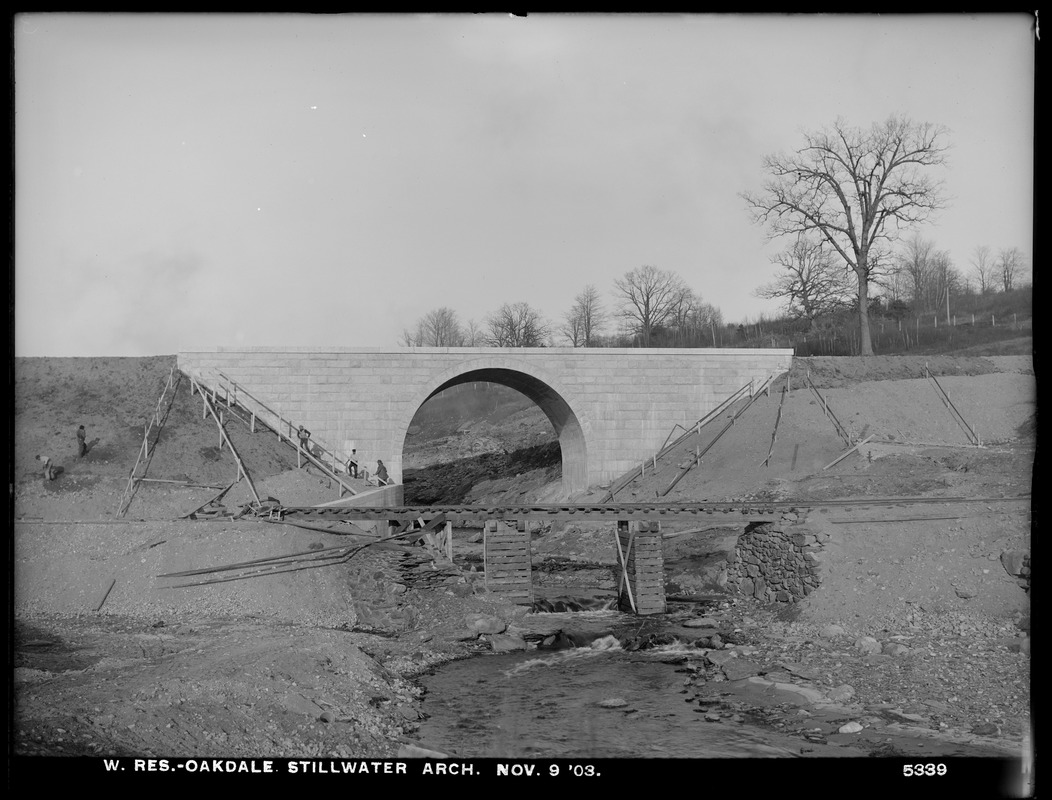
[
  {"left": 487, "top": 633, "right": 527, "bottom": 652},
  {"left": 319, "top": 710, "right": 336, "bottom": 723},
  {"left": 970, "top": 722, "right": 1000, "bottom": 736},
  {"left": 464, "top": 613, "right": 506, "bottom": 635},
  {"left": 954, "top": 585, "right": 978, "bottom": 600},
  {"left": 683, "top": 617, "right": 720, "bottom": 628},
  {"left": 398, "top": 743, "right": 450, "bottom": 758},
  {"left": 597, "top": 698, "right": 628, "bottom": 709},
  {"left": 770, "top": 682, "right": 826, "bottom": 704},
  {"left": 827, "top": 684, "right": 856, "bottom": 703},
  {"left": 838, "top": 721, "right": 864, "bottom": 734},
  {"left": 854, "top": 636, "right": 882, "bottom": 654},
  {"left": 708, "top": 634, "right": 723, "bottom": 648},
  {"left": 1000, "top": 550, "right": 1028, "bottom": 577},
  {"left": 820, "top": 624, "right": 845, "bottom": 639},
  {"left": 882, "top": 643, "right": 910, "bottom": 657},
  {"left": 705, "top": 649, "right": 738, "bottom": 667},
  {"left": 1005, "top": 637, "right": 1030, "bottom": 654},
  {"left": 721, "top": 659, "right": 763, "bottom": 681},
  {"left": 704, "top": 712, "right": 722, "bottom": 722}
]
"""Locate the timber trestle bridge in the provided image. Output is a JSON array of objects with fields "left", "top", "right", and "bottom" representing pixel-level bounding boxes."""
[{"left": 160, "top": 495, "right": 1028, "bottom": 615}]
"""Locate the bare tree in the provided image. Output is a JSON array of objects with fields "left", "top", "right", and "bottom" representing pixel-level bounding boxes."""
[
  {"left": 755, "top": 236, "right": 853, "bottom": 327},
  {"left": 561, "top": 285, "right": 607, "bottom": 347},
  {"left": 998, "top": 247, "right": 1026, "bottom": 292},
  {"left": 402, "top": 307, "right": 466, "bottom": 346},
  {"left": 464, "top": 318, "right": 483, "bottom": 346},
  {"left": 970, "top": 245, "right": 996, "bottom": 294},
  {"left": 743, "top": 116, "right": 950, "bottom": 355},
  {"left": 485, "top": 302, "right": 552, "bottom": 347},
  {"left": 613, "top": 265, "right": 691, "bottom": 347},
  {"left": 892, "top": 234, "right": 961, "bottom": 316}
]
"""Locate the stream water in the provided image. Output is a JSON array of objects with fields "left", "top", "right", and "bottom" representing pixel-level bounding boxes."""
[{"left": 414, "top": 608, "right": 800, "bottom": 759}]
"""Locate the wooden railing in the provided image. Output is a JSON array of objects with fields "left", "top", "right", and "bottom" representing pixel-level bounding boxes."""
[
  {"left": 188, "top": 369, "right": 368, "bottom": 497},
  {"left": 601, "top": 376, "right": 773, "bottom": 503}
]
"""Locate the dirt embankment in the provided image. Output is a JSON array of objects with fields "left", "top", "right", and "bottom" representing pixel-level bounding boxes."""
[{"left": 12, "top": 354, "right": 1033, "bottom": 761}]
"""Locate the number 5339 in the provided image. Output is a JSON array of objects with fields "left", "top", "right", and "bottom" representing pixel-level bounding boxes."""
[{"left": 903, "top": 764, "right": 947, "bottom": 776}]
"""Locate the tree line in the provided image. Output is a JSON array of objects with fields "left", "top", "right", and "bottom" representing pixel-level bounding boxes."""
[{"left": 401, "top": 265, "right": 723, "bottom": 349}]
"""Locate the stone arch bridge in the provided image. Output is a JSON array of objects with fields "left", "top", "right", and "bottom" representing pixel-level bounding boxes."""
[{"left": 177, "top": 347, "right": 793, "bottom": 494}]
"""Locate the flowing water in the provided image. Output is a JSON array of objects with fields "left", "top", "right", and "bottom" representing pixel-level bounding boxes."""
[{"left": 414, "top": 608, "right": 800, "bottom": 759}]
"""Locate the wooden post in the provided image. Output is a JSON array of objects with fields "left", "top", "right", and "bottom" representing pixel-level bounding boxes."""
[
  {"left": 251, "top": 411, "right": 256, "bottom": 433},
  {"left": 143, "top": 425, "right": 149, "bottom": 459},
  {"left": 445, "top": 521, "right": 453, "bottom": 562}
]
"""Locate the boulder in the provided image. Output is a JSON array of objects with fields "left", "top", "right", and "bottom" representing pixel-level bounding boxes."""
[
  {"left": 487, "top": 633, "right": 527, "bottom": 652},
  {"left": 1000, "top": 550, "right": 1028, "bottom": 577},
  {"left": 838, "top": 721, "right": 864, "bottom": 734},
  {"left": 827, "top": 684, "right": 856, "bottom": 703},
  {"left": 854, "top": 636, "right": 882, "bottom": 655},
  {"left": 464, "top": 613, "right": 506, "bottom": 635},
  {"left": 820, "top": 624, "right": 845, "bottom": 639}
]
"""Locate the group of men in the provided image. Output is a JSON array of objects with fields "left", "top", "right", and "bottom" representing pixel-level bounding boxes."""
[
  {"left": 36, "top": 424, "right": 89, "bottom": 481},
  {"left": 296, "top": 428, "right": 389, "bottom": 485}
]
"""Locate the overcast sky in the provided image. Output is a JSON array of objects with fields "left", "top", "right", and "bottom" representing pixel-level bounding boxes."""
[{"left": 14, "top": 13, "right": 1034, "bottom": 357}]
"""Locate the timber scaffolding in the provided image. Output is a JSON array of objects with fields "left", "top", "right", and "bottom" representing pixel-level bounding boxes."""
[
  {"left": 601, "top": 373, "right": 780, "bottom": 503},
  {"left": 185, "top": 369, "right": 368, "bottom": 500},
  {"left": 924, "top": 363, "right": 982, "bottom": 446},
  {"left": 115, "top": 366, "right": 181, "bottom": 517}
]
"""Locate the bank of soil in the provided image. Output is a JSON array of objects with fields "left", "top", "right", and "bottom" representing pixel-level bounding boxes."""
[{"left": 12, "top": 354, "right": 1032, "bottom": 762}]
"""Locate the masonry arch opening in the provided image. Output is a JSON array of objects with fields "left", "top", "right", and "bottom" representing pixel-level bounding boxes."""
[{"left": 400, "top": 368, "right": 588, "bottom": 502}]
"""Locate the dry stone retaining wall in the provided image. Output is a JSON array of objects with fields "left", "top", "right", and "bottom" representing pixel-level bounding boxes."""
[{"left": 726, "top": 512, "right": 828, "bottom": 603}]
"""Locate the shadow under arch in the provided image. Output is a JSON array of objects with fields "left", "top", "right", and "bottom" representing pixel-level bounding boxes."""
[{"left": 399, "top": 366, "right": 589, "bottom": 496}]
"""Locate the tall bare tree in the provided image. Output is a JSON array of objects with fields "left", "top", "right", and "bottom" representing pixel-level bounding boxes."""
[
  {"left": 613, "top": 265, "right": 691, "bottom": 347},
  {"left": 997, "top": 247, "right": 1026, "bottom": 292},
  {"left": 743, "top": 116, "right": 950, "bottom": 355},
  {"left": 755, "top": 236, "right": 853, "bottom": 327},
  {"left": 402, "top": 306, "right": 466, "bottom": 346},
  {"left": 970, "top": 245, "right": 996, "bottom": 295},
  {"left": 561, "top": 285, "right": 607, "bottom": 347},
  {"left": 464, "top": 318, "right": 483, "bottom": 346},
  {"left": 485, "top": 302, "right": 552, "bottom": 347}
]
